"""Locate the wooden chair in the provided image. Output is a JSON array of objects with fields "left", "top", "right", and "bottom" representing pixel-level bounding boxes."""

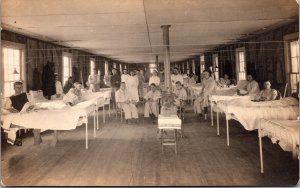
[
  {"left": 178, "top": 99, "right": 187, "bottom": 121},
  {"left": 115, "top": 102, "right": 125, "bottom": 122}
]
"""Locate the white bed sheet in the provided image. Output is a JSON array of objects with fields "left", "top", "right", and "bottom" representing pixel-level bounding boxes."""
[
  {"left": 217, "top": 97, "right": 299, "bottom": 130},
  {"left": 260, "top": 119, "right": 299, "bottom": 154},
  {"left": 1, "top": 99, "right": 95, "bottom": 131}
]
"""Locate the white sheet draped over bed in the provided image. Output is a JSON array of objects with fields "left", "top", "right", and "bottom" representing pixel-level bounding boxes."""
[
  {"left": 1, "top": 90, "right": 111, "bottom": 145},
  {"left": 260, "top": 119, "right": 299, "bottom": 154},
  {"left": 217, "top": 97, "right": 299, "bottom": 131}
]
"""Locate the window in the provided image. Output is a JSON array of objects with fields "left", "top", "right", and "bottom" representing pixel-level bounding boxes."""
[
  {"left": 62, "top": 52, "right": 72, "bottom": 85},
  {"left": 289, "top": 40, "right": 299, "bottom": 93},
  {"left": 192, "top": 59, "right": 195, "bottom": 74},
  {"left": 90, "top": 58, "right": 95, "bottom": 74},
  {"left": 186, "top": 62, "right": 190, "bottom": 74},
  {"left": 2, "top": 42, "right": 25, "bottom": 97},
  {"left": 200, "top": 54, "right": 205, "bottom": 73},
  {"left": 119, "top": 64, "right": 122, "bottom": 72},
  {"left": 105, "top": 61, "right": 109, "bottom": 75},
  {"left": 212, "top": 54, "right": 219, "bottom": 81},
  {"left": 149, "top": 63, "right": 156, "bottom": 74},
  {"left": 113, "top": 62, "right": 117, "bottom": 69},
  {"left": 236, "top": 47, "right": 246, "bottom": 81}
]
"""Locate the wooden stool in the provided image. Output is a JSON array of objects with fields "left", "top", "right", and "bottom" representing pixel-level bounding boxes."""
[{"left": 158, "top": 115, "right": 182, "bottom": 154}]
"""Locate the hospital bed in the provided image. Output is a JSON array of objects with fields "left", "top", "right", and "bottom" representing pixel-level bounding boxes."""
[
  {"left": 216, "top": 97, "right": 299, "bottom": 146},
  {"left": 1, "top": 90, "right": 110, "bottom": 149},
  {"left": 258, "top": 119, "right": 299, "bottom": 173}
]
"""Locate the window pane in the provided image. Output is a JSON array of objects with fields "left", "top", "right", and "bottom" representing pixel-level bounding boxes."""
[
  {"left": 2, "top": 46, "right": 23, "bottom": 97},
  {"left": 200, "top": 55, "right": 205, "bottom": 62},
  {"left": 90, "top": 59, "right": 95, "bottom": 74},
  {"left": 290, "top": 74, "right": 299, "bottom": 92},
  {"left": 63, "top": 54, "right": 72, "bottom": 85},
  {"left": 291, "top": 57, "right": 299, "bottom": 73},
  {"left": 105, "top": 62, "right": 108, "bottom": 75},
  {"left": 290, "top": 41, "right": 299, "bottom": 58}
]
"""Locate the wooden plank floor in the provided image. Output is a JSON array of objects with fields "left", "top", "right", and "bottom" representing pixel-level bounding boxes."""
[{"left": 1, "top": 105, "right": 298, "bottom": 186}]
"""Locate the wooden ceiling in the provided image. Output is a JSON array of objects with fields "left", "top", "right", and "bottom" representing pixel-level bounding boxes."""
[{"left": 1, "top": 0, "right": 298, "bottom": 63}]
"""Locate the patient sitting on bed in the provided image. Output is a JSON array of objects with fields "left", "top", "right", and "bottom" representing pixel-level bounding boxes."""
[
  {"left": 4, "top": 81, "right": 34, "bottom": 113},
  {"left": 237, "top": 74, "right": 260, "bottom": 99},
  {"left": 255, "top": 80, "right": 278, "bottom": 101},
  {"left": 63, "top": 82, "right": 83, "bottom": 106},
  {"left": 3, "top": 81, "right": 40, "bottom": 145}
]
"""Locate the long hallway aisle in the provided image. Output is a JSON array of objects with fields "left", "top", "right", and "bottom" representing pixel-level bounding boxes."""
[{"left": 1, "top": 107, "right": 298, "bottom": 186}]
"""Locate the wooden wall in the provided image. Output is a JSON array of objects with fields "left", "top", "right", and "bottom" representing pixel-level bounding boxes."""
[
  {"left": 204, "top": 21, "right": 299, "bottom": 90},
  {"left": 1, "top": 30, "right": 128, "bottom": 90}
]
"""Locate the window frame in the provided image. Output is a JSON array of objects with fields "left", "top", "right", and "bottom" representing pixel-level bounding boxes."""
[
  {"left": 62, "top": 52, "right": 72, "bottom": 85},
  {"left": 212, "top": 54, "right": 219, "bottom": 81},
  {"left": 1, "top": 40, "right": 26, "bottom": 98},
  {"left": 105, "top": 60, "right": 109, "bottom": 75},
  {"left": 90, "top": 58, "right": 95, "bottom": 75},
  {"left": 235, "top": 47, "right": 246, "bottom": 81},
  {"left": 200, "top": 54, "right": 205, "bottom": 73},
  {"left": 284, "top": 32, "right": 299, "bottom": 95},
  {"left": 149, "top": 63, "right": 156, "bottom": 74}
]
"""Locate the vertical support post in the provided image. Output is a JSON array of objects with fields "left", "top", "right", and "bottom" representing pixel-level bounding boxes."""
[{"left": 161, "top": 25, "right": 171, "bottom": 90}]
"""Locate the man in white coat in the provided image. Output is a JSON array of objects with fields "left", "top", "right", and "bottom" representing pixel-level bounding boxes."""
[
  {"left": 121, "top": 69, "right": 130, "bottom": 84},
  {"left": 115, "top": 82, "right": 139, "bottom": 123},
  {"left": 149, "top": 69, "right": 160, "bottom": 86},
  {"left": 171, "top": 67, "right": 184, "bottom": 91},
  {"left": 194, "top": 71, "right": 216, "bottom": 117},
  {"left": 144, "top": 83, "right": 162, "bottom": 118},
  {"left": 126, "top": 70, "right": 139, "bottom": 102},
  {"left": 54, "top": 73, "right": 63, "bottom": 99},
  {"left": 88, "top": 69, "right": 100, "bottom": 92}
]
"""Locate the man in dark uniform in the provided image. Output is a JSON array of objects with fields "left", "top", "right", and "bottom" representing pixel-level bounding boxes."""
[
  {"left": 42, "top": 61, "right": 56, "bottom": 100},
  {"left": 110, "top": 68, "right": 121, "bottom": 105},
  {"left": 63, "top": 76, "right": 74, "bottom": 94},
  {"left": 4, "top": 81, "right": 41, "bottom": 145}
]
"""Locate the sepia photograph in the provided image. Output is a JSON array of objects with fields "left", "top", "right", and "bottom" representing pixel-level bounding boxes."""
[{"left": 0, "top": 0, "right": 299, "bottom": 186}]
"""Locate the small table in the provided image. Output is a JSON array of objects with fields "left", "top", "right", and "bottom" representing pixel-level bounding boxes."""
[{"left": 158, "top": 115, "right": 182, "bottom": 154}]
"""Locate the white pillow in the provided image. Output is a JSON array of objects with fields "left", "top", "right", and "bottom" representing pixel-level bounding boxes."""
[
  {"left": 239, "top": 89, "right": 248, "bottom": 95},
  {"left": 29, "top": 90, "right": 46, "bottom": 103}
]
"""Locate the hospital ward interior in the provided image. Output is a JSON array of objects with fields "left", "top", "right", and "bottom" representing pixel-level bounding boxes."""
[{"left": 0, "top": 0, "right": 300, "bottom": 186}]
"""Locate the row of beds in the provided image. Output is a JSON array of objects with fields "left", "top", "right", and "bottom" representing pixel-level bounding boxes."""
[
  {"left": 1, "top": 88, "right": 112, "bottom": 150},
  {"left": 188, "top": 81, "right": 299, "bottom": 173}
]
